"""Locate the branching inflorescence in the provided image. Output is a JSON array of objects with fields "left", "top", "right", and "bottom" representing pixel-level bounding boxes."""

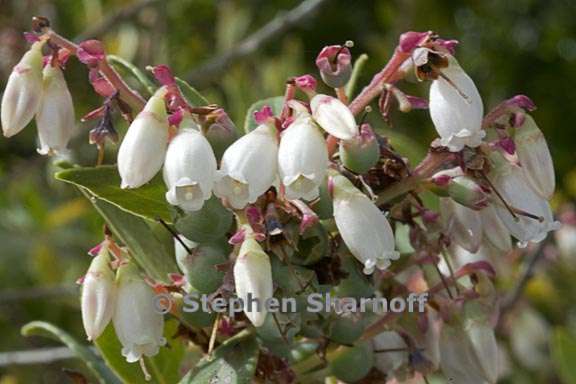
[{"left": 1, "top": 16, "right": 560, "bottom": 383}]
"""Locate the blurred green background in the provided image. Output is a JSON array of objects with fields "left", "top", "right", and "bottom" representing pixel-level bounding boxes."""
[{"left": 0, "top": 0, "right": 575, "bottom": 383}]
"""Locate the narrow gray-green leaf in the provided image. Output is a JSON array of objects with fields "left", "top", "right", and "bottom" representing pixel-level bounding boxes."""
[
  {"left": 179, "top": 331, "right": 258, "bottom": 384},
  {"left": 107, "top": 55, "right": 156, "bottom": 96},
  {"left": 21, "top": 321, "right": 121, "bottom": 384},
  {"left": 243, "top": 96, "right": 284, "bottom": 133},
  {"left": 55, "top": 165, "right": 172, "bottom": 223},
  {"left": 175, "top": 77, "right": 209, "bottom": 106}
]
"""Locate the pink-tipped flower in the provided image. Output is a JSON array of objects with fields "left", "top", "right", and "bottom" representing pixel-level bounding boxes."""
[
  {"left": 332, "top": 173, "right": 399, "bottom": 274},
  {"left": 214, "top": 123, "right": 278, "bottom": 209},
  {"left": 278, "top": 114, "right": 328, "bottom": 200},
  {"left": 117, "top": 87, "right": 169, "bottom": 189},
  {"left": 163, "top": 116, "right": 217, "bottom": 211},
  {"left": 35, "top": 64, "right": 75, "bottom": 155},
  {"left": 514, "top": 114, "right": 555, "bottom": 199},
  {"left": 113, "top": 262, "right": 166, "bottom": 363},
  {"left": 429, "top": 56, "right": 485, "bottom": 152},
  {"left": 310, "top": 94, "right": 358, "bottom": 140},
  {"left": 81, "top": 243, "right": 116, "bottom": 341},
  {"left": 315, "top": 44, "right": 352, "bottom": 88},
  {"left": 1, "top": 41, "right": 45, "bottom": 137},
  {"left": 233, "top": 236, "right": 273, "bottom": 327}
]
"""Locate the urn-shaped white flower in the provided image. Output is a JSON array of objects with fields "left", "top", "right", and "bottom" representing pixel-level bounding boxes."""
[
  {"left": 278, "top": 115, "right": 328, "bottom": 200},
  {"left": 163, "top": 117, "right": 218, "bottom": 211},
  {"left": 429, "top": 56, "right": 485, "bottom": 152},
  {"left": 515, "top": 114, "right": 555, "bottom": 199},
  {"left": 233, "top": 236, "right": 273, "bottom": 327},
  {"left": 310, "top": 94, "right": 358, "bottom": 140},
  {"left": 373, "top": 331, "right": 408, "bottom": 375},
  {"left": 440, "top": 198, "right": 483, "bottom": 253},
  {"left": 35, "top": 65, "right": 75, "bottom": 155},
  {"left": 479, "top": 204, "right": 512, "bottom": 252},
  {"left": 81, "top": 243, "right": 116, "bottom": 341},
  {"left": 1, "top": 41, "right": 44, "bottom": 138},
  {"left": 332, "top": 173, "right": 399, "bottom": 274},
  {"left": 117, "top": 88, "right": 168, "bottom": 189},
  {"left": 113, "top": 262, "right": 166, "bottom": 363},
  {"left": 214, "top": 123, "right": 278, "bottom": 209},
  {"left": 490, "top": 162, "right": 559, "bottom": 246}
]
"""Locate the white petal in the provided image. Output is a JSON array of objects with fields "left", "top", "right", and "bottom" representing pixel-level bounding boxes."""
[
  {"left": 440, "top": 198, "right": 483, "bottom": 253},
  {"left": 311, "top": 94, "right": 358, "bottom": 140}
]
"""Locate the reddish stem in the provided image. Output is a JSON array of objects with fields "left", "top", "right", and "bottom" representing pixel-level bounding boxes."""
[{"left": 45, "top": 29, "right": 146, "bottom": 110}]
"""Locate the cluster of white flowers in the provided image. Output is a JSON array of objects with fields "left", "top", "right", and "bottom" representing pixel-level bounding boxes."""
[
  {"left": 1, "top": 40, "right": 75, "bottom": 154},
  {"left": 80, "top": 243, "right": 165, "bottom": 363}
]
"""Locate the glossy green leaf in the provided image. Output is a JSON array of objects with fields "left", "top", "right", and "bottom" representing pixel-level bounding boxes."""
[
  {"left": 174, "top": 196, "right": 233, "bottom": 243},
  {"left": 107, "top": 55, "right": 156, "bottom": 96},
  {"left": 21, "top": 321, "right": 121, "bottom": 384},
  {"left": 552, "top": 327, "right": 576, "bottom": 384},
  {"left": 175, "top": 77, "right": 209, "bottom": 106},
  {"left": 94, "top": 319, "right": 185, "bottom": 384},
  {"left": 243, "top": 96, "right": 284, "bottom": 133},
  {"left": 81, "top": 189, "right": 178, "bottom": 283},
  {"left": 179, "top": 331, "right": 258, "bottom": 384},
  {"left": 55, "top": 165, "right": 172, "bottom": 223}
]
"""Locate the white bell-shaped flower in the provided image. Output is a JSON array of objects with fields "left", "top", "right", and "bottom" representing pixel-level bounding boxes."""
[
  {"left": 310, "top": 94, "right": 358, "bottom": 140},
  {"left": 214, "top": 123, "right": 278, "bottom": 209},
  {"left": 490, "top": 163, "right": 559, "bottom": 246},
  {"left": 373, "top": 331, "right": 408, "bottom": 376},
  {"left": 429, "top": 56, "right": 485, "bottom": 152},
  {"left": 1, "top": 41, "right": 44, "bottom": 138},
  {"left": 332, "top": 173, "right": 399, "bottom": 274},
  {"left": 479, "top": 204, "right": 512, "bottom": 252},
  {"left": 81, "top": 243, "right": 116, "bottom": 341},
  {"left": 113, "top": 262, "right": 166, "bottom": 363},
  {"left": 278, "top": 115, "right": 328, "bottom": 200},
  {"left": 233, "top": 236, "right": 273, "bottom": 327},
  {"left": 515, "top": 114, "right": 555, "bottom": 199},
  {"left": 35, "top": 65, "right": 75, "bottom": 155},
  {"left": 117, "top": 88, "right": 168, "bottom": 189},
  {"left": 163, "top": 117, "right": 218, "bottom": 211},
  {"left": 440, "top": 198, "right": 483, "bottom": 253}
]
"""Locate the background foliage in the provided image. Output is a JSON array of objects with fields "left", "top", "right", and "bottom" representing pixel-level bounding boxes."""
[{"left": 0, "top": 0, "right": 575, "bottom": 382}]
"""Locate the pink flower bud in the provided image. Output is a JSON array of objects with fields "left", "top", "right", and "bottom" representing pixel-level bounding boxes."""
[
  {"left": 113, "top": 262, "right": 166, "bottom": 363},
  {"left": 1, "top": 41, "right": 44, "bottom": 137},
  {"left": 233, "top": 237, "right": 273, "bottom": 327},
  {"left": 278, "top": 115, "right": 328, "bottom": 200},
  {"left": 310, "top": 94, "right": 358, "bottom": 140},
  {"left": 315, "top": 45, "right": 352, "bottom": 88},
  {"left": 214, "top": 124, "right": 278, "bottom": 209},
  {"left": 429, "top": 56, "right": 485, "bottom": 152},
  {"left": 81, "top": 243, "right": 116, "bottom": 341},
  {"left": 163, "top": 116, "right": 217, "bottom": 211},
  {"left": 332, "top": 173, "right": 399, "bottom": 274},
  {"left": 117, "top": 88, "right": 169, "bottom": 189},
  {"left": 35, "top": 65, "right": 75, "bottom": 155},
  {"left": 76, "top": 40, "right": 105, "bottom": 66}
]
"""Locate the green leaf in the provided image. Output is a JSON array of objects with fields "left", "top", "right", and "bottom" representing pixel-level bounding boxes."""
[
  {"left": 55, "top": 165, "right": 172, "bottom": 223},
  {"left": 180, "top": 331, "right": 258, "bottom": 384},
  {"left": 94, "top": 319, "right": 185, "bottom": 384},
  {"left": 175, "top": 77, "right": 209, "bottom": 106},
  {"left": 551, "top": 327, "right": 576, "bottom": 384},
  {"left": 243, "top": 96, "right": 284, "bottom": 133},
  {"left": 107, "top": 55, "right": 156, "bottom": 96},
  {"left": 174, "top": 196, "right": 233, "bottom": 243},
  {"left": 345, "top": 53, "right": 369, "bottom": 99},
  {"left": 21, "top": 321, "right": 121, "bottom": 384},
  {"left": 86, "top": 193, "right": 178, "bottom": 283}
]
